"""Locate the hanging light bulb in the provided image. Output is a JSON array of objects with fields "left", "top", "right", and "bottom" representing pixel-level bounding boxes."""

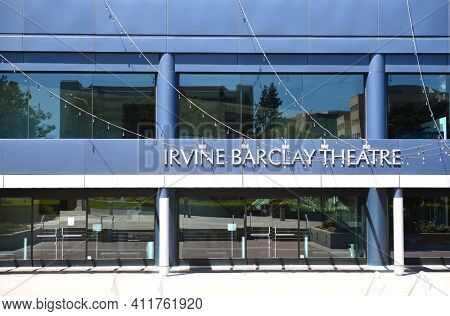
[
  {"left": 37, "top": 85, "right": 41, "bottom": 91},
  {"left": 50, "top": 94, "right": 53, "bottom": 99},
  {"left": 78, "top": 111, "right": 81, "bottom": 116},
  {"left": 107, "top": 124, "right": 110, "bottom": 130},
  {"left": 122, "top": 131, "right": 125, "bottom": 137}
]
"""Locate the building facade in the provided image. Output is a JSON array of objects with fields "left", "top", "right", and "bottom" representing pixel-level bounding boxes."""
[{"left": 0, "top": 0, "right": 449, "bottom": 272}]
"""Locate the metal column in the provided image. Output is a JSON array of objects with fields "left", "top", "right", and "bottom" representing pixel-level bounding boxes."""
[
  {"left": 393, "top": 188, "right": 404, "bottom": 275},
  {"left": 155, "top": 53, "right": 179, "bottom": 274},
  {"left": 365, "top": 54, "right": 389, "bottom": 266}
]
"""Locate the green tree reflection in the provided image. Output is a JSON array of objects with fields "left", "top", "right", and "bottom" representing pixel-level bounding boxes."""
[
  {"left": 0, "top": 75, "right": 55, "bottom": 138},
  {"left": 254, "top": 83, "right": 283, "bottom": 137}
]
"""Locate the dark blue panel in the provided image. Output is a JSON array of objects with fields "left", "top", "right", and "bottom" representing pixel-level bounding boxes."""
[
  {"left": 21, "top": 53, "right": 95, "bottom": 72},
  {"left": 85, "top": 140, "right": 141, "bottom": 175},
  {"left": 385, "top": 54, "right": 448, "bottom": 73},
  {"left": 0, "top": 0, "right": 23, "bottom": 33},
  {"left": 398, "top": 140, "right": 450, "bottom": 175},
  {"left": 3, "top": 140, "right": 85, "bottom": 174},
  {"left": 23, "top": 36, "right": 94, "bottom": 52},
  {"left": 307, "top": 54, "right": 369, "bottom": 72},
  {"left": 95, "top": 53, "right": 159, "bottom": 72},
  {"left": 168, "top": 0, "right": 237, "bottom": 35},
  {"left": 308, "top": 38, "right": 377, "bottom": 54},
  {"left": 95, "top": 0, "right": 166, "bottom": 35},
  {"left": 238, "top": 0, "right": 307, "bottom": 36},
  {"left": 309, "top": 0, "right": 377, "bottom": 36},
  {"left": 0, "top": 52, "right": 23, "bottom": 68},
  {"left": 237, "top": 54, "right": 308, "bottom": 73},
  {"left": 379, "top": 0, "right": 448, "bottom": 36},
  {"left": 23, "top": 0, "right": 94, "bottom": 34},
  {"left": 24, "top": 53, "right": 94, "bottom": 64}
]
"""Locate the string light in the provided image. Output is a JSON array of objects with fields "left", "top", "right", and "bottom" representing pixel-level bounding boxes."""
[
  {"left": 0, "top": 2, "right": 443, "bottom": 166},
  {"left": 406, "top": 0, "right": 448, "bottom": 151}
]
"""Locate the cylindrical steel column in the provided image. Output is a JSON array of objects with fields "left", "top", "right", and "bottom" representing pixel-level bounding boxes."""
[
  {"left": 393, "top": 188, "right": 404, "bottom": 275},
  {"left": 155, "top": 53, "right": 179, "bottom": 274},
  {"left": 365, "top": 54, "right": 389, "bottom": 266}
]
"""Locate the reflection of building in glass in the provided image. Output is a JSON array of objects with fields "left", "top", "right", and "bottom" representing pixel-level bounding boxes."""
[
  {"left": 350, "top": 94, "right": 365, "bottom": 139},
  {"left": 337, "top": 112, "right": 351, "bottom": 138},
  {"left": 388, "top": 84, "right": 448, "bottom": 139},
  {"left": 59, "top": 80, "right": 91, "bottom": 138},
  {"left": 181, "top": 84, "right": 254, "bottom": 135},
  {"left": 59, "top": 80, "right": 155, "bottom": 138},
  {"left": 296, "top": 111, "right": 349, "bottom": 137}
]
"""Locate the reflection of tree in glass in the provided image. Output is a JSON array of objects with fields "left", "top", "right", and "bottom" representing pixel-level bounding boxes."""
[
  {"left": 254, "top": 83, "right": 283, "bottom": 138},
  {"left": 0, "top": 75, "right": 55, "bottom": 138}
]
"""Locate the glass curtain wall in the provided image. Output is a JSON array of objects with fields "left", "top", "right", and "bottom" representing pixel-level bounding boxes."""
[
  {"left": 179, "top": 196, "right": 365, "bottom": 260},
  {"left": 179, "top": 74, "right": 365, "bottom": 139},
  {"left": 0, "top": 196, "right": 155, "bottom": 263},
  {"left": 390, "top": 195, "right": 450, "bottom": 260},
  {"left": 33, "top": 199, "right": 87, "bottom": 260},
  {"left": 388, "top": 74, "right": 449, "bottom": 139},
  {"left": 87, "top": 197, "right": 155, "bottom": 260},
  {"left": 0, "top": 198, "right": 32, "bottom": 261},
  {"left": 179, "top": 197, "right": 245, "bottom": 259},
  {"left": 0, "top": 73, "right": 156, "bottom": 139}
]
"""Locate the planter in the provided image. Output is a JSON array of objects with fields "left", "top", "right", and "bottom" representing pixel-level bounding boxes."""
[{"left": 310, "top": 227, "right": 354, "bottom": 249}]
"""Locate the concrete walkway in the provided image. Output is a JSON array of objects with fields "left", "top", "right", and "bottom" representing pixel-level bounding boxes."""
[{"left": 0, "top": 265, "right": 449, "bottom": 296}]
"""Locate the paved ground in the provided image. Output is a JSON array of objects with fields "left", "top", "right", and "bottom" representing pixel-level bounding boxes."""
[{"left": 0, "top": 265, "right": 449, "bottom": 296}]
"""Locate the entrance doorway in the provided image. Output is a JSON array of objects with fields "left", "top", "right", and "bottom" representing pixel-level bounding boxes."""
[{"left": 179, "top": 195, "right": 365, "bottom": 261}]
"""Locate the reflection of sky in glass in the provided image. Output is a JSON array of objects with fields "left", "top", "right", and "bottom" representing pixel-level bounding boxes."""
[
  {"left": 26, "top": 74, "right": 93, "bottom": 139},
  {"left": 303, "top": 75, "right": 364, "bottom": 113},
  {"left": 10, "top": 73, "right": 156, "bottom": 139},
  {"left": 388, "top": 74, "right": 448, "bottom": 93}
]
